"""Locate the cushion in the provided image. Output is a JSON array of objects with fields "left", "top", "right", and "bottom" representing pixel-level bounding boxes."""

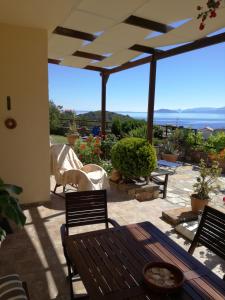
[{"left": 0, "top": 274, "right": 28, "bottom": 300}]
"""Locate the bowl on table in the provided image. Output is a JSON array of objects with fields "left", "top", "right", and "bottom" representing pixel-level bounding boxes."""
[{"left": 142, "top": 261, "right": 184, "bottom": 294}]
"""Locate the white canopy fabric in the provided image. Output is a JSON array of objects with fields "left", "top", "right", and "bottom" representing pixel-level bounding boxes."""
[{"left": 0, "top": 0, "right": 224, "bottom": 69}]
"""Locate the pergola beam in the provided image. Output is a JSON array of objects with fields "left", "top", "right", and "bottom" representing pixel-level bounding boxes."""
[
  {"left": 73, "top": 50, "right": 106, "bottom": 61},
  {"left": 155, "top": 32, "right": 225, "bottom": 60},
  {"left": 101, "top": 72, "right": 110, "bottom": 139},
  {"left": 108, "top": 55, "right": 153, "bottom": 74},
  {"left": 124, "top": 15, "right": 173, "bottom": 33},
  {"left": 48, "top": 58, "right": 61, "bottom": 64},
  {"left": 108, "top": 32, "right": 225, "bottom": 74},
  {"left": 147, "top": 58, "right": 157, "bottom": 143},
  {"left": 129, "top": 44, "right": 163, "bottom": 54},
  {"left": 53, "top": 26, "right": 96, "bottom": 41},
  {"left": 84, "top": 65, "right": 107, "bottom": 72}
]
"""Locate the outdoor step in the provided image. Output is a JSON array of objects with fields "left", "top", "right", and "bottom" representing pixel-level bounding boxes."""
[{"left": 162, "top": 207, "right": 198, "bottom": 225}]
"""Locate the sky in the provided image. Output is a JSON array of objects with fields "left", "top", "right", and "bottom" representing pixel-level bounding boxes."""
[{"left": 48, "top": 39, "right": 225, "bottom": 112}]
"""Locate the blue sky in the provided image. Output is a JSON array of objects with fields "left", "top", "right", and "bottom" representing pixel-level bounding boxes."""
[{"left": 48, "top": 42, "right": 225, "bottom": 112}]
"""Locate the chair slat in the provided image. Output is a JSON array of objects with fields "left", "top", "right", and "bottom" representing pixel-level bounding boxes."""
[{"left": 189, "top": 206, "right": 225, "bottom": 274}]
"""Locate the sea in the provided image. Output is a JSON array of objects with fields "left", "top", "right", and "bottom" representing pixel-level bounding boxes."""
[{"left": 77, "top": 111, "right": 225, "bottom": 130}]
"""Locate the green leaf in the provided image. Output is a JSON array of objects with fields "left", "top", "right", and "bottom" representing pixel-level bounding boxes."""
[
  {"left": 2, "top": 184, "right": 23, "bottom": 195},
  {"left": 0, "top": 227, "right": 6, "bottom": 242}
]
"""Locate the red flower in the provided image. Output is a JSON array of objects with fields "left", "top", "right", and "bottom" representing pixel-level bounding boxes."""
[
  {"left": 210, "top": 10, "right": 216, "bottom": 17},
  {"left": 223, "top": 197, "right": 225, "bottom": 202},
  {"left": 79, "top": 154, "right": 82, "bottom": 160},
  {"left": 80, "top": 144, "right": 86, "bottom": 150},
  {"left": 199, "top": 23, "right": 205, "bottom": 30}
]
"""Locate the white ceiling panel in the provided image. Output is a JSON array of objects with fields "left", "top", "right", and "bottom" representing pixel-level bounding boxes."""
[
  {"left": 135, "top": 0, "right": 207, "bottom": 24},
  {"left": 48, "top": 34, "right": 83, "bottom": 57},
  {"left": 77, "top": 0, "right": 148, "bottom": 21},
  {"left": 0, "top": 0, "right": 80, "bottom": 33},
  {"left": 60, "top": 56, "right": 92, "bottom": 68},
  {"left": 63, "top": 10, "right": 115, "bottom": 34},
  {"left": 142, "top": 8, "right": 225, "bottom": 48},
  {"left": 81, "top": 23, "right": 150, "bottom": 54},
  {"left": 93, "top": 50, "right": 141, "bottom": 67}
]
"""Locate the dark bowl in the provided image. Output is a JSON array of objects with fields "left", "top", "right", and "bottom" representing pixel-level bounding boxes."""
[{"left": 142, "top": 261, "right": 184, "bottom": 294}]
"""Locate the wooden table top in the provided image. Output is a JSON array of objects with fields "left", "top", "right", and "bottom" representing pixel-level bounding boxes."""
[{"left": 65, "top": 222, "right": 225, "bottom": 300}]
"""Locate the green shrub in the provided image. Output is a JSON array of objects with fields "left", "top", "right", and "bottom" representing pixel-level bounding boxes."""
[
  {"left": 186, "top": 131, "right": 204, "bottom": 151},
  {"left": 111, "top": 137, "right": 157, "bottom": 179},
  {"left": 101, "top": 134, "right": 118, "bottom": 160},
  {"left": 153, "top": 125, "right": 163, "bottom": 139},
  {"left": 99, "top": 160, "right": 113, "bottom": 175},
  {"left": 205, "top": 132, "right": 225, "bottom": 154},
  {"left": 128, "top": 125, "right": 163, "bottom": 140},
  {"left": 129, "top": 125, "right": 147, "bottom": 138},
  {"left": 111, "top": 118, "right": 122, "bottom": 136},
  {"left": 111, "top": 118, "right": 146, "bottom": 137}
]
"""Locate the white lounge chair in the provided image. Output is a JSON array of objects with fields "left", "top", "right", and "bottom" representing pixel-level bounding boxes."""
[{"left": 50, "top": 144, "right": 109, "bottom": 193}]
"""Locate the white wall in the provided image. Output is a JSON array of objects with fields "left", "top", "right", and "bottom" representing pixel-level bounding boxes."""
[{"left": 0, "top": 23, "right": 50, "bottom": 204}]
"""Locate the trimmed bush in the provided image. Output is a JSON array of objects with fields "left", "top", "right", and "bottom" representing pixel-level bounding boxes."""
[{"left": 111, "top": 137, "right": 157, "bottom": 179}]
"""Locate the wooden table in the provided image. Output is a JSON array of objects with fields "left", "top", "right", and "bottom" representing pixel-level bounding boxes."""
[{"left": 65, "top": 222, "right": 225, "bottom": 300}]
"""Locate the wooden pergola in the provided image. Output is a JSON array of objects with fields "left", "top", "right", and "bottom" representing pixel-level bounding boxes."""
[{"left": 48, "top": 11, "right": 225, "bottom": 143}]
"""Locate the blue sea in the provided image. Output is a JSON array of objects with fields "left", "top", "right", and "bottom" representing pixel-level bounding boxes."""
[{"left": 77, "top": 111, "right": 225, "bottom": 129}]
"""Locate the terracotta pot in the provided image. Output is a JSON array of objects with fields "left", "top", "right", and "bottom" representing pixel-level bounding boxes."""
[
  {"left": 110, "top": 169, "right": 122, "bottom": 183},
  {"left": 161, "top": 153, "right": 178, "bottom": 162},
  {"left": 67, "top": 134, "right": 79, "bottom": 146},
  {"left": 191, "top": 195, "right": 209, "bottom": 213}
]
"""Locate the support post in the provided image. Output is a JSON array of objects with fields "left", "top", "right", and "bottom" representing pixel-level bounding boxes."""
[
  {"left": 147, "top": 56, "right": 157, "bottom": 143},
  {"left": 101, "top": 72, "right": 109, "bottom": 139}
]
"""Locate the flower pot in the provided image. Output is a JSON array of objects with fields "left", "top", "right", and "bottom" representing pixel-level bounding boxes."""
[
  {"left": 161, "top": 153, "right": 178, "bottom": 162},
  {"left": 67, "top": 133, "right": 79, "bottom": 146},
  {"left": 190, "top": 195, "right": 209, "bottom": 213}
]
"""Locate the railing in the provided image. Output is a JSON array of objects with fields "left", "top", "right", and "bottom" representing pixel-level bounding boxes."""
[{"left": 59, "top": 118, "right": 197, "bottom": 137}]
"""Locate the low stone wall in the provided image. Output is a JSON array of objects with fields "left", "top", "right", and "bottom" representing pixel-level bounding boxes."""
[{"left": 110, "top": 180, "right": 160, "bottom": 202}]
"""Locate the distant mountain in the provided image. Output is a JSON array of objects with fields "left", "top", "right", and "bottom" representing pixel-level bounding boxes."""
[
  {"left": 182, "top": 107, "right": 225, "bottom": 114},
  {"left": 155, "top": 109, "right": 178, "bottom": 113},
  {"left": 77, "top": 110, "right": 133, "bottom": 121},
  {"left": 154, "top": 107, "right": 225, "bottom": 114}
]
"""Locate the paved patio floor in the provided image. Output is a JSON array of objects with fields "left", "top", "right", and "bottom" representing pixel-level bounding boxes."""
[{"left": 0, "top": 165, "right": 225, "bottom": 299}]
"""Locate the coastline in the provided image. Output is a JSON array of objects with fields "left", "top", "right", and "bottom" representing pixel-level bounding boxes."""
[{"left": 77, "top": 111, "right": 225, "bottom": 130}]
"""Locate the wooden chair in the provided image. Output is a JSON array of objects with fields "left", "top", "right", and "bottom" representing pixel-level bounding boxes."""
[
  {"left": 188, "top": 205, "right": 225, "bottom": 280},
  {"left": 60, "top": 190, "right": 119, "bottom": 299}
]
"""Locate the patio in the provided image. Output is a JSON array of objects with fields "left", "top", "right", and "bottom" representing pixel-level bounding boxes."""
[
  {"left": 1, "top": 1, "right": 225, "bottom": 299},
  {"left": 1, "top": 164, "right": 225, "bottom": 300}
]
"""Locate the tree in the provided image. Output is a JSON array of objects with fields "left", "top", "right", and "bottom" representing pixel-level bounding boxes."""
[{"left": 49, "top": 100, "right": 62, "bottom": 134}]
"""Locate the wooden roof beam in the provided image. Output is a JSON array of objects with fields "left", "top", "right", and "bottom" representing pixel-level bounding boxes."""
[
  {"left": 48, "top": 58, "right": 61, "bottom": 64},
  {"left": 129, "top": 44, "right": 163, "bottom": 54},
  {"left": 84, "top": 65, "right": 108, "bottom": 72},
  {"left": 108, "top": 32, "right": 225, "bottom": 74},
  {"left": 108, "top": 55, "right": 153, "bottom": 74},
  {"left": 124, "top": 15, "right": 173, "bottom": 33},
  {"left": 155, "top": 31, "right": 225, "bottom": 60},
  {"left": 73, "top": 50, "right": 106, "bottom": 61},
  {"left": 53, "top": 26, "right": 96, "bottom": 41}
]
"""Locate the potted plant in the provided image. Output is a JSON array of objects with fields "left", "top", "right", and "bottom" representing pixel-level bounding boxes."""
[
  {"left": 0, "top": 178, "right": 26, "bottom": 241},
  {"left": 161, "top": 141, "right": 179, "bottom": 162},
  {"left": 191, "top": 159, "right": 221, "bottom": 213},
  {"left": 66, "top": 119, "right": 79, "bottom": 146}
]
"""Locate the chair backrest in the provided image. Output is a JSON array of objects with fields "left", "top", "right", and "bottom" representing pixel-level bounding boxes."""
[
  {"left": 65, "top": 190, "right": 109, "bottom": 231},
  {"left": 189, "top": 205, "right": 225, "bottom": 260}
]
